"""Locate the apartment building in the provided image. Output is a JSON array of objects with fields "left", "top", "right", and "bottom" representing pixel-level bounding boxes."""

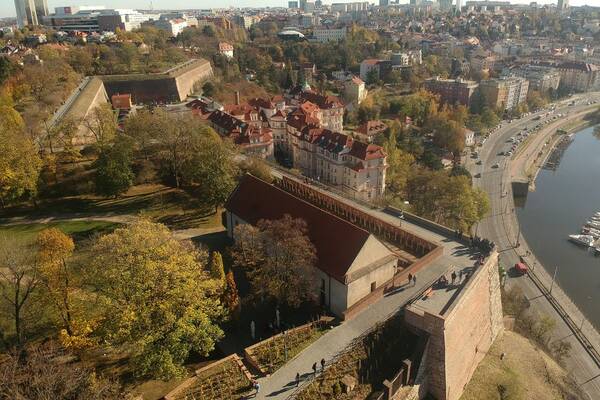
[
  {"left": 423, "top": 77, "right": 479, "bottom": 106},
  {"left": 555, "top": 62, "right": 600, "bottom": 92},
  {"left": 479, "top": 77, "right": 529, "bottom": 111},
  {"left": 505, "top": 65, "right": 560, "bottom": 92}
]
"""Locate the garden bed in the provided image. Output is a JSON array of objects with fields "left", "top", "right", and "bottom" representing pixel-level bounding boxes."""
[
  {"left": 163, "top": 354, "right": 252, "bottom": 400},
  {"left": 245, "top": 317, "right": 333, "bottom": 375}
]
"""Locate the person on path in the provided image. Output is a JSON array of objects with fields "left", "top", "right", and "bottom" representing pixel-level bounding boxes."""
[
  {"left": 408, "top": 273, "right": 413, "bottom": 286},
  {"left": 451, "top": 271, "right": 457, "bottom": 284},
  {"left": 253, "top": 380, "right": 260, "bottom": 396},
  {"left": 459, "top": 269, "right": 463, "bottom": 281},
  {"left": 413, "top": 275, "right": 417, "bottom": 286},
  {"left": 296, "top": 372, "right": 300, "bottom": 387},
  {"left": 312, "top": 362, "right": 317, "bottom": 376},
  {"left": 320, "top": 358, "right": 326, "bottom": 372}
]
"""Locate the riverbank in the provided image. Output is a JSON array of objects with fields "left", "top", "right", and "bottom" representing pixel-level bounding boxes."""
[
  {"left": 502, "top": 124, "right": 600, "bottom": 375},
  {"left": 510, "top": 106, "right": 598, "bottom": 191}
]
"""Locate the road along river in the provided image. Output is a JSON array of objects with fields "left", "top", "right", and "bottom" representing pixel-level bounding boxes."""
[{"left": 516, "top": 125, "right": 600, "bottom": 330}]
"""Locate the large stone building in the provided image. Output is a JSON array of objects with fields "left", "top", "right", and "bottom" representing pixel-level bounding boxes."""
[
  {"left": 312, "top": 26, "right": 347, "bottom": 42},
  {"left": 423, "top": 77, "right": 479, "bottom": 106},
  {"left": 225, "top": 174, "right": 400, "bottom": 316},
  {"left": 344, "top": 76, "right": 367, "bottom": 105},
  {"left": 479, "top": 76, "right": 529, "bottom": 111}
]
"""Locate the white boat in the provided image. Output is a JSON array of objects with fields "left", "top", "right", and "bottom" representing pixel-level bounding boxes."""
[
  {"left": 582, "top": 227, "right": 600, "bottom": 238},
  {"left": 569, "top": 234, "right": 595, "bottom": 247},
  {"left": 586, "top": 221, "right": 600, "bottom": 230}
]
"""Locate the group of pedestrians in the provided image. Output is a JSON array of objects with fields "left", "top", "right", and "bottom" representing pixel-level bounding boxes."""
[
  {"left": 407, "top": 273, "right": 417, "bottom": 286},
  {"left": 249, "top": 358, "right": 327, "bottom": 398}
]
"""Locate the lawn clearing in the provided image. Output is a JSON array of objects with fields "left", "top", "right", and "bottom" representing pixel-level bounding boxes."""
[
  {"left": 0, "top": 220, "right": 120, "bottom": 242},
  {"left": 0, "top": 184, "right": 224, "bottom": 231},
  {"left": 460, "top": 330, "right": 584, "bottom": 400}
]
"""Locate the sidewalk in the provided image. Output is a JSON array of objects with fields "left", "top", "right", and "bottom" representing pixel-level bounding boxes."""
[{"left": 255, "top": 220, "right": 478, "bottom": 399}]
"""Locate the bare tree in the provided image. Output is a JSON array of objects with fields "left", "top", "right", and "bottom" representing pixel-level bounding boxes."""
[
  {"left": 231, "top": 215, "right": 318, "bottom": 307},
  {"left": 0, "top": 235, "right": 40, "bottom": 347},
  {"left": 0, "top": 341, "right": 122, "bottom": 400}
]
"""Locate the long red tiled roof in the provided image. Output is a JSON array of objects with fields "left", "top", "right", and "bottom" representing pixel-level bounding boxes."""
[{"left": 225, "top": 174, "right": 371, "bottom": 282}]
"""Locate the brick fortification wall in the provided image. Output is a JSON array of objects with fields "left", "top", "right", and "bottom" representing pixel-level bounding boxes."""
[
  {"left": 102, "top": 59, "right": 214, "bottom": 104},
  {"left": 172, "top": 59, "right": 214, "bottom": 101},
  {"left": 405, "top": 251, "right": 503, "bottom": 400}
]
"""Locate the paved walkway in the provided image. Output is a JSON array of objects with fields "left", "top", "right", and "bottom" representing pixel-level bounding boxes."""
[{"left": 254, "top": 197, "right": 479, "bottom": 399}]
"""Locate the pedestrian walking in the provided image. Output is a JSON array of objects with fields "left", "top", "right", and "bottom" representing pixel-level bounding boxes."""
[
  {"left": 408, "top": 273, "right": 413, "bottom": 285},
  {"left": 253, "top": 380, "right": 260, "bottom": 395},
  {"left": 312, "top": 362, "right": 317, "bottom": 376},
  {"left": 320, "top": 358, "right": 325, "bottom": 371},
  {"left": 413, "top": 275, "right": 417, "bottom": 286},
  {"left": 451, "top": 271, "right": 457, "bottom": 284},
  {"left": 459, "top": 269, "right": 463, "bottom": 280},
  {"left": 295, "top": 372, "right": 300, "bottom": 387}
]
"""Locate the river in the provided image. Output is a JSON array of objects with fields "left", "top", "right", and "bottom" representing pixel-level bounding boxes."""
[{"left": 516, "top": 125, "right": 600, "bottom": 330}]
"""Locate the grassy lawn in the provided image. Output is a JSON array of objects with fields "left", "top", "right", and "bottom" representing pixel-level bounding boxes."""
[
  {"left": 0, "top": 184, "right": 224, "bottom": 232},
  {"left": 0, "top": 220, "right": 120, "bottom": 242},
  {"left": 460, "top": 330, "right": 584, "bottom": 400}
]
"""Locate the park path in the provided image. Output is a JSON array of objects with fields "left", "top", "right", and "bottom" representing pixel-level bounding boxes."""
[{"left": 256, "top": 210, "right": 478, "bottom": 400}]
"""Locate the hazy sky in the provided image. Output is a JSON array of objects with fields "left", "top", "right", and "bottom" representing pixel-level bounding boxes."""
[{"left": 2, "top": 0, "right": 599, "bottom": 18}]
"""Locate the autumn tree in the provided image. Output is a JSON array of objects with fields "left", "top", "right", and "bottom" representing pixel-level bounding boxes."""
[
  {"left": 0, "top": 235, "right": 40, "bottom": 346},
  {"left": 240, "top": 157, "right": 273, "bottom": 183},
  {"left": 231, "top": 215, "right": 317, "bottom": 307},
  {"left": 36, "top": 228, "right": 81, "bottom": 340},
  {"left": 0, "top": 106, "right": 42, "bottom": 206},
  {"left": 223, "top": 270, "right": 240, "bottom": 317},
  {"left": 82, "top": 104, "right": 118, "bottom": 150},
  {"left": 383, "top": 122, "right": 415, "bottom": 198},
  {"left": 210, "top": 251, "right": 226, "bottom": 286},
  {"left": 87, "top": 219, "right": 225, "bottom": 379}
]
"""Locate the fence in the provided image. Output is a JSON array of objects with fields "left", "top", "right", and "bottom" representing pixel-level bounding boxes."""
[
  {"left": 244, "top": 316, "right": 334, "bottom": 375},
  {"left": 288, "top": 273, "right": 442, "bottom": 400}
]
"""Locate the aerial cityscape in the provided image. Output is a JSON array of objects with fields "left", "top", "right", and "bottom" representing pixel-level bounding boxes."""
[{"left": 0, "top": 0, "right": 599, "bottom": 399}]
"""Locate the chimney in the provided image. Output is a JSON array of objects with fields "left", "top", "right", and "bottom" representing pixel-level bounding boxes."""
[{"left": 235, "top": 91, "right": 240, "bottom": 105}]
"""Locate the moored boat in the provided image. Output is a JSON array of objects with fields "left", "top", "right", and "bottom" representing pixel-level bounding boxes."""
[{"left": 569, "top": 234, "right": 595, "bottom": 247}]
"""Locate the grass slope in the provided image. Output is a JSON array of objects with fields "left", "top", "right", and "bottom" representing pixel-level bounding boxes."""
[{"left": 461, "top": 330, "right": 584, "bottom": 400}]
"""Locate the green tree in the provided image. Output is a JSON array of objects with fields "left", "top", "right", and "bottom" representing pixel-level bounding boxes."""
[
  {"left": 0, "top": 106, "right": 42, "bottom": 206},
  {"left": 93, "top": 136, "right": 134, "bottom": 197},
  {"left": 481, "top": 107, "right": 500, "bottom": 128},
  {"left": 0, "top": 57, "right": 13, "bottom": 85},
  {"left": 202, "top": 81, "right": 216, "bottom": 97},
  {"left": 87, "top": 219, "right": 226, "bottom": 379},
  {"left": 181, "top": 128, "right": 238, "bottom": 213}
]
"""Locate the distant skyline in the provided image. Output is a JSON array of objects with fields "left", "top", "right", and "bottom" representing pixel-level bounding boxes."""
[{"left": 2, "top": 0, "right": 598, "bottom": 18}]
